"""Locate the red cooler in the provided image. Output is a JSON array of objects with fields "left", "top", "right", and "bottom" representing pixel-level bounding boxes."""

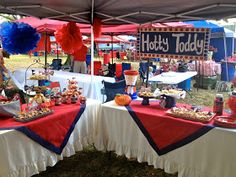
[
  {"left": 94, "top": 61, "right": 102, "bottom": 75},
  {"left": 120, "top": 52, "right": 126, "bottom": 60},
  {"left": 116, "top": 64, "right": 122, "bottom": 78},
  {"left": 103, "top": 54, "right": 110, "bottom": 64}
]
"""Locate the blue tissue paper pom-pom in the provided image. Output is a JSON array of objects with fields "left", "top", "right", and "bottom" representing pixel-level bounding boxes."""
[{"left": 0, "top": 22, "right": 40, "bottom": 54}]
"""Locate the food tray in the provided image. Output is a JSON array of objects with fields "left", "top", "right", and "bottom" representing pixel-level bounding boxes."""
[
  {"left": 154, "top": 89, "right": 186, "bottom": 99},
  {"left": 214, "top": 116, "right": 236, "bottom": 128},
  {"left": 166, "top": 109, "right": 215, "bottom": 123},
  {"left": 139, "top": 95, "right": 156, "bottom": 99},
  {"left": 13, "top": 110, "right": 54, "bottom": 123},
  {"left": 28, "top": 78, "right": 47, "bottom": 81}
]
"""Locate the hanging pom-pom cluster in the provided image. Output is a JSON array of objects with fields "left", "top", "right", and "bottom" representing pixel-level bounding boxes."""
[
  {"left": 93, "top": 17, "right": 102, "bottom": 39},
  {"left": 72, "top": 44, "right": 88, "bottom": 59},
  {"left": 55, "top": 22, "right": 83, "bottom": 54},
  {"left": 0, "top": 22, "right": 40, "bottom": 54}
]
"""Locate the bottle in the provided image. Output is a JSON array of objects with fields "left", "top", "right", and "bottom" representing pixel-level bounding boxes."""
[{"left": 213, "top": 94, "right": 224, "bottom": 116}]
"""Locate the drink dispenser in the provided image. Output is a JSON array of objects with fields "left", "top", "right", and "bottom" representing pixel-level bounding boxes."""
[{"left": 124, "top": 70, "right": 139, "bottom": 99}]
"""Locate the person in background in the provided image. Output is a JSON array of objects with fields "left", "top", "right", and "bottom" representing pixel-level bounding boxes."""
[
  {"left": 72, "top": 45, "right": 88, "bottom": 74},
  {"left": 148, "top": 67, "right": 154, "bottom": 78}
]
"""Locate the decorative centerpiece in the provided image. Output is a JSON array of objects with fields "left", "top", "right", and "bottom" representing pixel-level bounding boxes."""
[
  {"left": 124, "top": 70, "right": 139, "bottom": 99},
  {"left": 61, "top": 78, "right": 83, "bottom": 104}
]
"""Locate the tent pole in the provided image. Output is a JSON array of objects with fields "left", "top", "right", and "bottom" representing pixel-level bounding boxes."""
[
  {"left": 90, "top": 0, "right": 94, "bottom": 76},
  {"left": 145, "top": 58, "right": 150, "bottom": 87},
  {"left": 91, "top": 27, "right": 94, "bottom": 75},
  {"left": 223, "top": 32, "right": 229, "bottom": 81},
  {"left": 56, "top": 42, "right": 59, "bottom": 59},
  {"left": 232, "top": 35, "right": 234, "bottom": 56},
  {"left": 111, "top": 33, "right": 114, "bottom": 64},
  {"left": 44, "top": 31, "right": 48, "bottom": 69}
]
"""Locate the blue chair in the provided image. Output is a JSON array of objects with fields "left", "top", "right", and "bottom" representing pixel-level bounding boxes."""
[
  {"left": 122, "top": 63, "right": 131, "bottom": 72},
  {"left": 102, "top": 80, "right": 126, "bottom": 102},
  {"left": 139, "top": 62, "right": 155, "bottom": 83},
  {"left": 50, "top": 59, "right": 62, "bottom": 70}
]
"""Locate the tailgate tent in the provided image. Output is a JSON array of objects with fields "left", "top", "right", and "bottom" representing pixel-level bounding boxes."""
[
  {"left": 1, "top": 1, "right": 236, "bottom": 25},
  {"left": 185, "top": 20, "right": 235, "bottom": 62},
  {"left": 16, "top": 16, "right": 91, "bottom": 34},
  {"left": 1, "top": 1, "right": 236, "bottom": 75}
]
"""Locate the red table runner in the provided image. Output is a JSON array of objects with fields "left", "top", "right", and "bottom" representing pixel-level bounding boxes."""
[
  {"left": 126, "top": 100, "right": 214, "bottom": 155},
  {"left": 0, "top": 103, "right": 86, "bottom": 154}
]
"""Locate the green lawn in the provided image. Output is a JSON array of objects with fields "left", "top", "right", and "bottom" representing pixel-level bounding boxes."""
[{"left": 4, "top": 54, "right": 67, "bottom": 71}]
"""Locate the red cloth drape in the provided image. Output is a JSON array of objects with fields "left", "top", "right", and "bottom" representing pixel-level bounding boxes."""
[
  {"left": 33, "top": 34, "right": 51, "bottom": 53},
  {"left": 126, "top": 101, "right": 214, "bottom": 155}
]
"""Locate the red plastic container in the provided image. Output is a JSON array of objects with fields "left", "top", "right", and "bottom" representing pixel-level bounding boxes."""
[
  {"left": 116, "top": 64, "right": 122, "bottom": 78},
  {"left": 120, "top": 52, "right": 126, "bottom": 60},
  {"left": 94, "top": 61, "right": 102, "bottom": 75},
  {"left": 103, "top": 54, "right": 110, "bottom": 64}
]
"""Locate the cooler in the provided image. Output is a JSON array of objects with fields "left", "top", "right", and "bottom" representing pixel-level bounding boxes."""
[
  {"left": 221, "top": 62, "right": 236, "bottom": 81},
  {"left": 178, "top": 78, "right": 191, "bottom": 91},
  {"left": 103, "top": 54, "right": 110, "bottom": 64}
]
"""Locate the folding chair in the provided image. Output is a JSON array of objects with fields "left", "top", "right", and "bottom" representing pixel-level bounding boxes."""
[
  {"left": 50, "top": 59, "right": 62, "bottom": 70},
  {"left": 101, "top": 80, "right": 126, "bottom": 102}
]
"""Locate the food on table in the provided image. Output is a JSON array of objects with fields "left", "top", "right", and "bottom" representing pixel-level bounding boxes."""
[
  {"left": 168, "top": 107, "right": 214, "bottom": 122},
  {"left": 161, "top": 89, "right": 182, "bottom": 95},
  {"left": 29, "top": 74, "right": 48, "bottom": 80},
  {"left": 138, "top": 91, "right": 154, "bottom": 97},
  {"left": 114, "top": 94, "right": 132, "bottom": 106},
  {"left": 33, "top": 86, "right": 47, "bottom": 92},
  {"left": 61, "top": 78, "right": 82, "bottom": 103},
  {"left": 31, "top": 93, "right": 46, "bottom": 104},
  {"left": 0, "top": 100, "right": 12, "bottom": 104},
  {"left": 16, "top": 108, "right": 52, "bottom": 120}
]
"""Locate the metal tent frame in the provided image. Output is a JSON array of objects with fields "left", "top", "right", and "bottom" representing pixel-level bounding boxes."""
[{"left": 1, "top": 1, "right": 236, "bottom": 76}]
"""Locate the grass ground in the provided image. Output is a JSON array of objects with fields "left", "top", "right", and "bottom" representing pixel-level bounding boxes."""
[{"left": 4, "top": 54, "right": 231, "bottom": 177}]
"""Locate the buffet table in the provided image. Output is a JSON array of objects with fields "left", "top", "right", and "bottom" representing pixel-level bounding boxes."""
[
  {"left": 149, "top": 71, "right": 197, "bottom": 85},
  {"left": 95, "top": 100, "right": 236, "bottom": 177},
  {"left": 12, "top": 69, "right": 115, "bottom": 102},
  {"left": 0, "top": 99, "right": 101, "bottom": 177}
]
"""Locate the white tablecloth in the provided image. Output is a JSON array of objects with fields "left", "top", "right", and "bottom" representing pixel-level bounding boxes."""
[
  {"left": 149, "top": 71, "right": 197, "bottom": 85},
  {"left": 0, "top": 99, "right": 101, "bottom": 177},
  {"left": 95, "top": 101, "right": 236, "bottom": 177},
  {"left": 12, "top": 69, "right": 115, "bottom": 102}
]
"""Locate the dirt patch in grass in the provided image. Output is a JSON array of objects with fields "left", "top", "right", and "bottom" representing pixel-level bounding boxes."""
[{"left": 34, "top": 147, "right": 177, "bottom": 177}]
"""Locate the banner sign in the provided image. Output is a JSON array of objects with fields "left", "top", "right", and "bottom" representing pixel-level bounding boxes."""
[{"left": 137, "top": 28, "right": 211, "bottom": 60}]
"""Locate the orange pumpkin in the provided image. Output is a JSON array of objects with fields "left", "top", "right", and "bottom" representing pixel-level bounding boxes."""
[{"left": 114, "top": 94, "right": 132, "bottom": 106}]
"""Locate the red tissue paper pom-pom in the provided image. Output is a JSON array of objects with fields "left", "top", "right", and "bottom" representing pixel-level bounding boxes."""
[
  {"left": 72, "top": 44, "right": 88, "bottom": 60},
  {"left": 93, "top": 17, "right": 102, "bottom": 39},
  {"left": 55, "top": 22, "right": 83, "bottom": 54}
]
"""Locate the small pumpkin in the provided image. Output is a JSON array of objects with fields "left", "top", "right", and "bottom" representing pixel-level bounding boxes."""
[{"left": 114, "top": 94, "right": 132, "bottom": 106}]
